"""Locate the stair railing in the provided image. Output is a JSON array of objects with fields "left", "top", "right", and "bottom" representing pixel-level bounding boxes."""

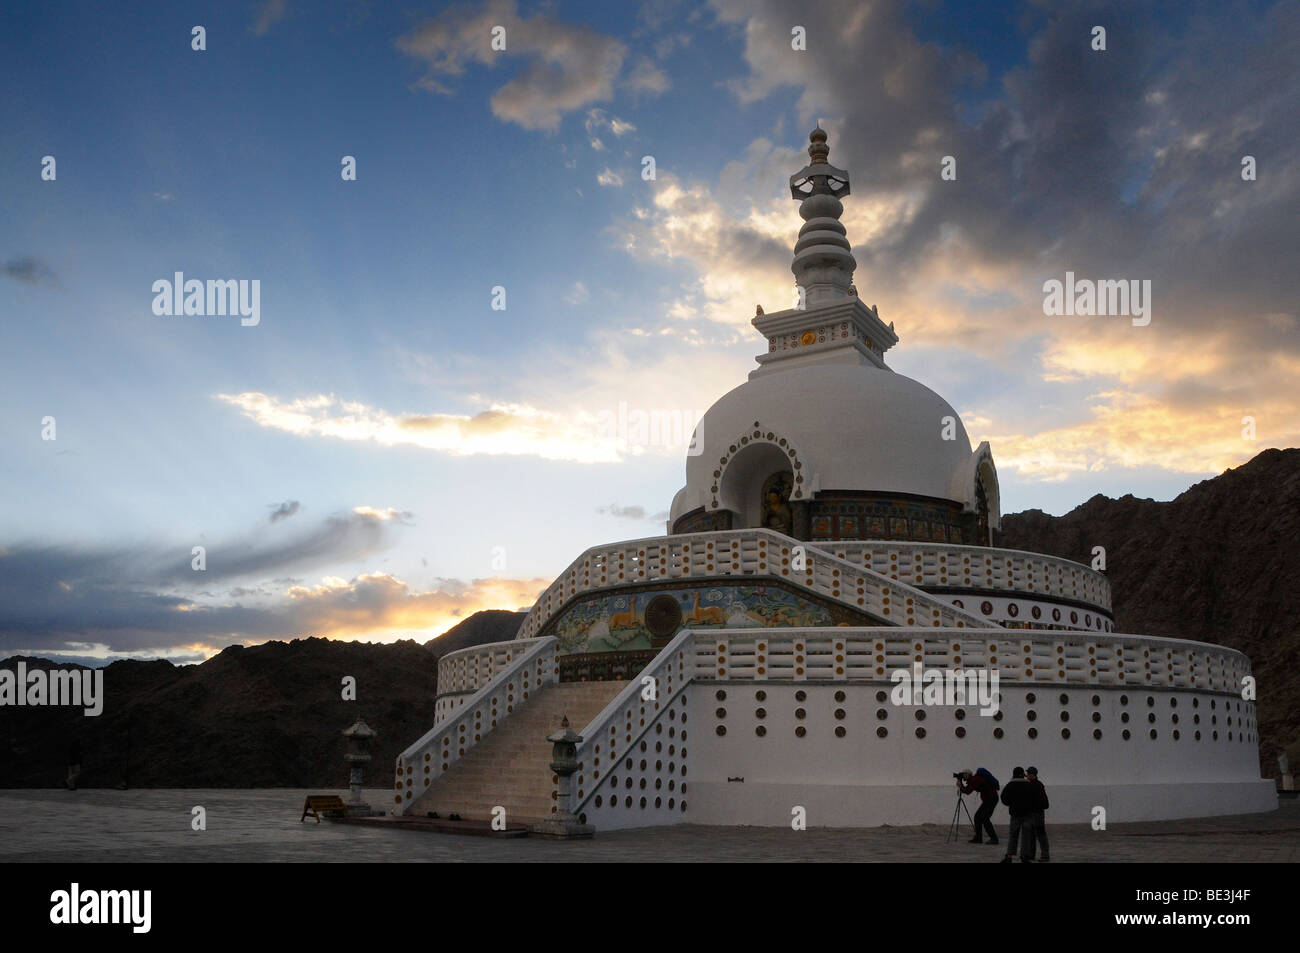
[
  {"left": 569, "top": 629, "right": 697, "bottom": 818},
  {"left": 392, "top": 636, "right": 558, "bottom": 815}
]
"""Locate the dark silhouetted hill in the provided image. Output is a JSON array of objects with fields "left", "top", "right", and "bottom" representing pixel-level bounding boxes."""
[
  {"left": 0, "top": 609, "right": 523, "bottom": 788},
  {"left": 422, "top": 609, "right": 525, "bottom": 657}
]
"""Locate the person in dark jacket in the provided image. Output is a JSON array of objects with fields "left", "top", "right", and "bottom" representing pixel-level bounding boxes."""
[
  {"left": 957, "top": 768, "right": 999, "bottom": 845},
  {"left": 999, "top": 766, "right": 1036, "bottom": 862},
  {"left": 1025, "top": 766, "right": 1050, "bottom": 862}
]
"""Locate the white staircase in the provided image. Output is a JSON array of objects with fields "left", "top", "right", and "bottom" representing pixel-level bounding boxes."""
[{"left": 408, "top": 680, "right": 629, "bottom": 823}]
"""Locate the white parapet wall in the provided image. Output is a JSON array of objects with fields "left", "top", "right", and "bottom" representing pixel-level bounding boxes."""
[
  {"left": 512, "top": 530, "right": 1118, "bottom": 650},
  {"left": 514, "top": 528, "right": 994, "bottom": 642},
  {"left": 566, "top": 627, "right": 1274, "bottom": 830},
  {"left": 683, "top": 680, "right": 1273, "bottom": 826},
  {"left": 690, "top": 627, "right": 1250, "bottom": 689},
  {"left": 433, "top": 638, "right": 537, "bottom": 726},
  {"left": 819, "top": 539, "right": 1112, "bottom": 614}
]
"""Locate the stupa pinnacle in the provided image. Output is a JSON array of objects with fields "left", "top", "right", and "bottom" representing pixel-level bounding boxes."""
[
  {"left": 789, "top": 127, "right": 856, "bottom": 307},
  {"left": 747, "top": 128, "right": 897, "bottom": 378}
]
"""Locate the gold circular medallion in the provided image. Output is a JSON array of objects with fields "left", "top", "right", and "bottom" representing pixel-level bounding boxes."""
[{"left": 799, "top": 330, "right": 816, "bottom": 346}]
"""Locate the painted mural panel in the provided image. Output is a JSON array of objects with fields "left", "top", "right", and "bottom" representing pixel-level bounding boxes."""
[{"left": 548, "top": 584, "right": 840, "bottom": 654}]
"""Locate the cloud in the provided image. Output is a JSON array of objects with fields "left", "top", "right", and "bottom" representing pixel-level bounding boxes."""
[
  {"left": 251, "top": 0, "right": 288, "bottom": 36},
  {"left": 397, "top": 0, "right": 647, "bottom": 131},
  {"left": 597, "top": 168, "right": 624, "bottom": 187},
  {"left": 269, "top": 500, "right": 300, "bottom": 523},
  {"left": 596, "top": 503, "right": 646, "bottom": 519},
  {"left": 612, "top": 164, "right": 797, "bottom": 327},
  {"left": 595, "top": 503, "right": 669, "bottom": 521},
  {"left": 218, "top": 315, "right": 745, "bottom": 468},
  {"left": 215, "top": 391, "right": 621, "bottom": 463},
  {"left": 1, "top": 257, "right": 57, "bottom": 285},
  {"left": 703, "top": 0, "right": 1300, "bottom": 338},
  {"left": 0, "top": 499, "right": 560, "bottom": 660},
  {"left": 653, "top": 32, "right": 691, "bottom": 59},
  {"left": 988, "top": 396, "right": 1298, "bottom": 482},
  {"left": 351, "top": 505, "right": 412, "bottom": 523},
  {"left": 193, "top": 509, "right": 409, "bottom": 583},
  {"left": 563, "top": 280, "right": 590, "bottom": 304},
  {"left": 585, "top": 108, "right": 636, "bottom": 148},
  {"left": 0, "top": 506, "right": 416, "bottom": 657},
  {"left": 281, "top": 572, "right": 547, "bottom": 642},
  {"left": 978, "top": 339, "right": 1300, "bottom": 480},
  {"left": 626, "top": 56, "right": 670, "bottom": 94},
  {"left": 0, "top": 508, "right": 406, "bottom": 598},
  {"left": 0, "top": 540, "right": 548, "bottom": 660}
]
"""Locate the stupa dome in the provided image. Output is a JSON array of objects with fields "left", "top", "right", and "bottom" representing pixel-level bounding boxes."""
[{"left": 671, "top": 362, "right": 987, "bottom": 524}]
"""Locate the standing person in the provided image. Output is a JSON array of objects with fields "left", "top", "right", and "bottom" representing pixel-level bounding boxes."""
[
  {"left": 956, "top": 768, "right": 1000, "bottom": 845},
  {"left": 1026, "top": 766, "right": 1050, "bottom": 862},
  {"left": 999, "top": 766, "right": 1036, "bottom": 862}
]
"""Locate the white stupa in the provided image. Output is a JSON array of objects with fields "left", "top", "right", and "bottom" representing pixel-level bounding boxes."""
[{"left": 394, "top": 129, "right": 1274, "bottom": 831}]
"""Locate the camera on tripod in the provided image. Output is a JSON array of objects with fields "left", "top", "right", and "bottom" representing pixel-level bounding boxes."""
[{"left": 947, "top": 771, "right": 975, "bottom": 842}]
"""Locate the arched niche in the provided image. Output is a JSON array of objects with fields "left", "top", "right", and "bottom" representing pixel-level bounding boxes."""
[{"left": 717, "top": 440, "right": 796, "bottom": 530}]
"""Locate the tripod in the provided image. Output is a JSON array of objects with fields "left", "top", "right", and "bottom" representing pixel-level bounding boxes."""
[{"left": 946, "top": 789, "right": 975, "bottom": 844}]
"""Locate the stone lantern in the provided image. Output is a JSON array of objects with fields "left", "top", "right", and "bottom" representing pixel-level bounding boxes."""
[
  {"left": 529, "top": 715, "right": 595, "bottom": 839},
  {"left": 342, "top": 718, "right": 376, "bottom": 816}
]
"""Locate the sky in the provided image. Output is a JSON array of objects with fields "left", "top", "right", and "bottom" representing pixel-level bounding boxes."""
[{"left": 1, "top": 0, "right": 1297, "bottom": 666}]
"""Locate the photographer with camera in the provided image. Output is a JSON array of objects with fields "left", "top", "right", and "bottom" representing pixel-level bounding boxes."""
[{"left": 955, "top": 768, "right": 999, "bottom": 845}]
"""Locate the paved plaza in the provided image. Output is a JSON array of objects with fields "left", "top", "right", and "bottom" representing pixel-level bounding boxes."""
[{"left": 0, "top": 788, "right": 1295, "bottom": 862}]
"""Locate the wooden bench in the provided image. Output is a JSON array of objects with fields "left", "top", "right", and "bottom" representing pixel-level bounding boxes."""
[{"left": 301, "top": 795, "right": 348, "bottom": 823}]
